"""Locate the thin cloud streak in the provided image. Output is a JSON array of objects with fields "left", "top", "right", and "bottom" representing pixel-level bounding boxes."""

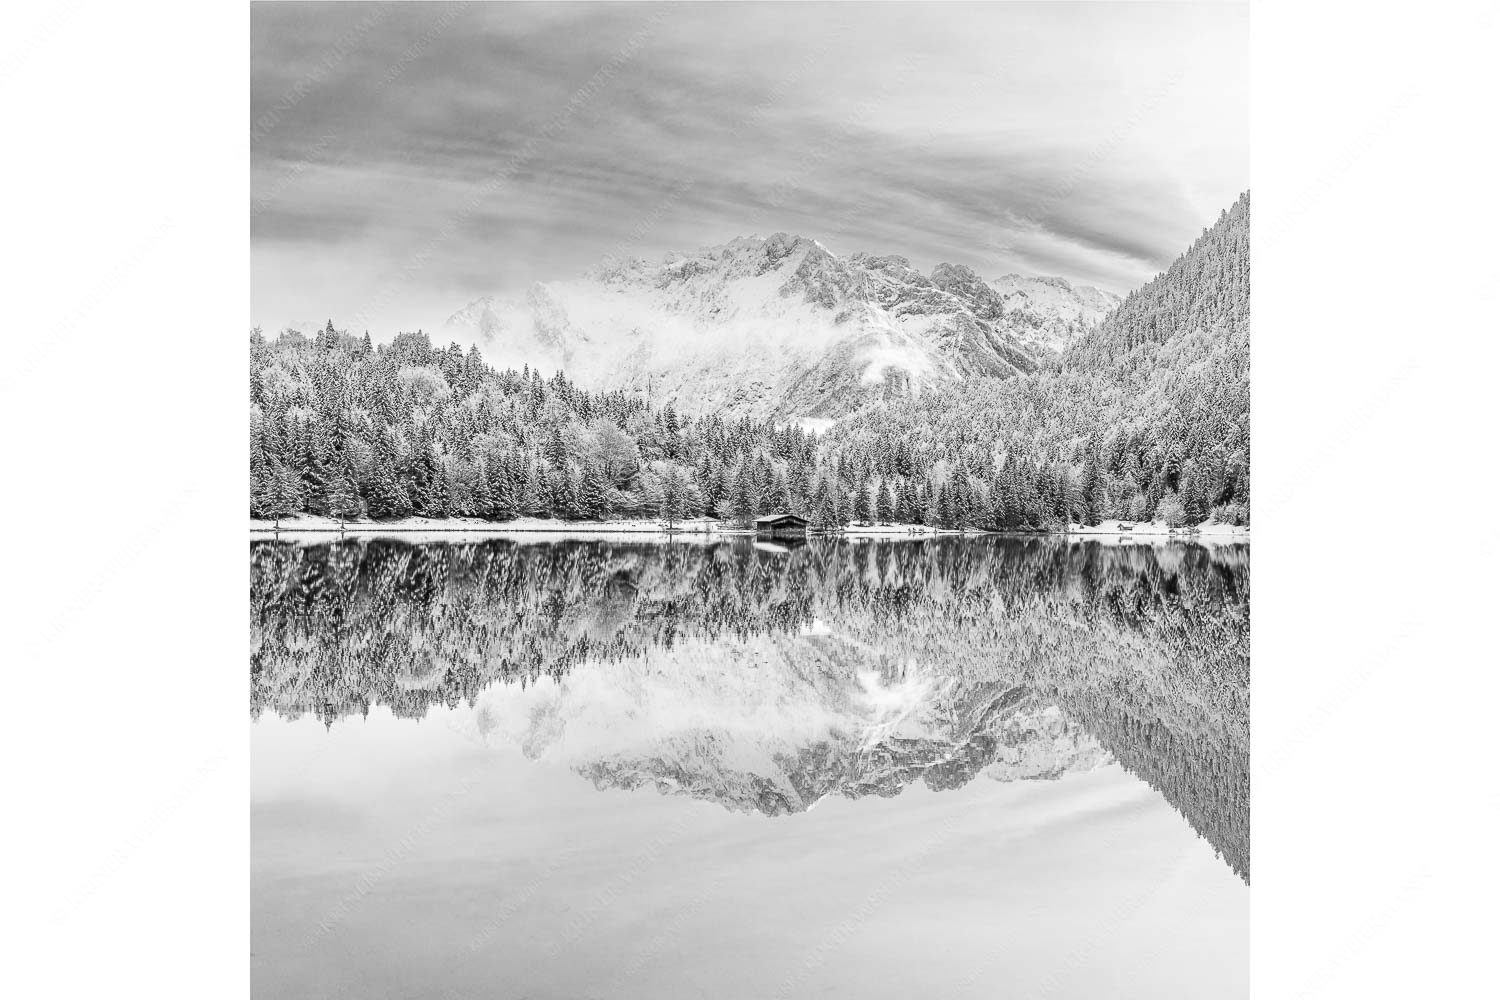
[{"left": 252, "top": 1, "right": 1248, "bottom": 335}]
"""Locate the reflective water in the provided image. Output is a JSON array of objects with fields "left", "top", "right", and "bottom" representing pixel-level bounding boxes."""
[{"left": 252, "top": 536, "right": 1248, "bottom": 998}]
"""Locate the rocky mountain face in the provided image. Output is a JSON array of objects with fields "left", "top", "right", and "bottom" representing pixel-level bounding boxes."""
[
  {"left": 443, "top": 235, "right": 1118, "bottom": 422},
  {"left": 988, "top": 274, "right": 1121, "bottom": 353}
]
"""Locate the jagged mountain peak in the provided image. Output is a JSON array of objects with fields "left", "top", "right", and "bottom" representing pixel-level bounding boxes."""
[
  {"left": 443, "top": 234, "right": 1113, "bottom": 421},
  {"left": 984, "top": 273, "right": 1123, "bottom": 352},
  {"left": 443, "top": 295, "right": 497, "bottom": 327}
]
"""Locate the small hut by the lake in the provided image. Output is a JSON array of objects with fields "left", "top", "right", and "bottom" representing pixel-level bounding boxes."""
[{"left": 754, "top": 513, "right": 810, "bottom": 540}]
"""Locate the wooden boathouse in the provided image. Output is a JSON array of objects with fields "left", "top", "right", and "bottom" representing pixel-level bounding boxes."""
[{"left": 754, "top": 513, "right": 810, "bottom": 540}]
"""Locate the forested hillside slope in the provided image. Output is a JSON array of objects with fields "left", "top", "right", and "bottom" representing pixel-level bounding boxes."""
[{"left": 822, "top": 192, "right": 1250, "bottom": 526}]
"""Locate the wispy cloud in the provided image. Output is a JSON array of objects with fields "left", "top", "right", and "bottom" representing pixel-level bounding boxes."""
[{"left": 251, "top": 1, "right": 1248, "bottom": 334}]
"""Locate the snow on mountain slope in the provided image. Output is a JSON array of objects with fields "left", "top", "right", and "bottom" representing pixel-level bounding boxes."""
[
  {"left": 444, "top": 235, "right": 1108, "bottom": 421},
  {"left": 464, "top": 629, "right": 1110, "bottom": 817},
  {"left": 987, "top": 274, "right": 1122, "bottom": 353}
]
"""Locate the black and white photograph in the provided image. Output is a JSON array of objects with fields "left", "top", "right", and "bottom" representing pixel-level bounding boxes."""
[
  {"left": 8, "top": 1, "right": 1498, "bottom": 998},
  {"left": 248, "top": 4, "right": 1248, "bottom": 996}
]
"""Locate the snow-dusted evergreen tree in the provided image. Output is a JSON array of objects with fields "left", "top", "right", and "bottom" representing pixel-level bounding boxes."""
[
  {"left": 579, "top": 465, "right": 610, "bottom": 520},
  {"left": 875, "top": 482, "right": 894, "bottom": 524}
]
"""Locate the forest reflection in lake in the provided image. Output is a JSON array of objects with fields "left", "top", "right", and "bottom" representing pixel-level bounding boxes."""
[{"left": 251, "top": 535, "right": 1248, "bottom": 999}]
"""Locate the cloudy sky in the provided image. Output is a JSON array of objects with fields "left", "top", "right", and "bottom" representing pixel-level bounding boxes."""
[{"left": 251, "top": 1, "right": 1248, "bottom": 337}]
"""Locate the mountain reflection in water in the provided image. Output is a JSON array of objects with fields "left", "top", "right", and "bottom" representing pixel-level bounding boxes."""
[{"left": 251, "top": 535, "right": 1249, "bottom": 881}]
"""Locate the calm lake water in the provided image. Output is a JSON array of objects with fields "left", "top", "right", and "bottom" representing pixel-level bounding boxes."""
[{"left": 251, "top": 535, "right": 1249, "bottom": 999}]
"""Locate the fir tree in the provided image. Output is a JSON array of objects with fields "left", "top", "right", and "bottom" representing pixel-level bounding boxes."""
[
  {"left": 730, "top": 469, "right": 754, "bottom": 526},
  {"left": 579, "top": 466, "right": 610, "bottom": 520},
  {"left": 658, "top": 468, "right": 687, "bottom": 526},
  {"left": 812, "top": 478, "right": 836, "bottom": 529},
  {"left": 876, "top": 482, "right": 894, "bottom": 524}
]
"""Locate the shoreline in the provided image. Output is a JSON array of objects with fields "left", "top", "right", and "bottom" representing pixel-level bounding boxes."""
[{"left": 250, "top": 515, "right": 1248, "bottom": 543}]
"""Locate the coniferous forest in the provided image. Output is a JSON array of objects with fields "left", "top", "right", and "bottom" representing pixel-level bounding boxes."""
[{"left": 251, "top": 194, "right": 1248, "bottom": 530}]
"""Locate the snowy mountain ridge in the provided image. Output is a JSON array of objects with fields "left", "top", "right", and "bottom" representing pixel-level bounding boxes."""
[
  {"left": 988, "top": 273, "right": 1121, "bottom": 351},
  {"left": 443, "top": 234, "right": 1119, "bottom": 422}
]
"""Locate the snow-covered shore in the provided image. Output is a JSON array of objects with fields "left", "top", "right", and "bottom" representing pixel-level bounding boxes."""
[
  {"left": 1061, "top": 519, "right": 1250, "bottom": 541},
  {"left": 250, "top": 515, "right": 1247, "bottom": 543},
  {"left": 252, "top": 514, "right": 672, "bottom": 534},
  {"left": 249, "top": 515, "right": 719, "bottom": 544}
]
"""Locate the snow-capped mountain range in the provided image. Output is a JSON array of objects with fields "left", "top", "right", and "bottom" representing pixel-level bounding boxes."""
[{"left": 443, "top": 234, "right": 1119, "bottom": 422}]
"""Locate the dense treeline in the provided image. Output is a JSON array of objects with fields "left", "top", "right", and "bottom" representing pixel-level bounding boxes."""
[
  {"left": 251, "top": 193, "right": 1249, "bottom": 529},
  {"left": 250, "top": 535, "right": 1248, "bottom": 879},
  {"left": 250, "top": 326, "right": 818, "bottom": 524},
  {"left": 248, "top": 326, "right": 1135, "bottom": 530}
]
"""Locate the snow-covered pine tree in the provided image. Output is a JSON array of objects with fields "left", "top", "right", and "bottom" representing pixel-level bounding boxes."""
[
  {"left": 731, "top": 468, "right": 754, "bottom": 527},
  {"left": 580, "top": 465, "right": 610, "bottom": 520}
]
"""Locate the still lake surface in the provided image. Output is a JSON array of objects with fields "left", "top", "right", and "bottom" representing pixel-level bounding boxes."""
[{"left": 252, "top": 535, "right": 1249, "bottom": 999}]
